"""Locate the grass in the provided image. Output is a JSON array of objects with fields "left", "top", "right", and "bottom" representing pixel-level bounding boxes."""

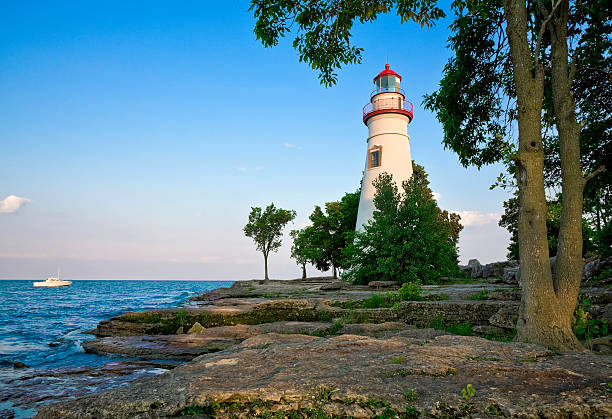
[
  {"left": 446, "top": 322, "right": 473, "bottom": 336},
  {"left": 403, "top": 389, "right": 417, "bottom": 401},
  {"left": 466, "top": 289, "right": 489, "bottom": 300},
  {"left": 485, "top": 404, "right": 503, "bottom": 415},
  {"left": 312, "top": 320, "right": 343, "bottom": 337},
  {"left": 426, "top": 316, "right": 472, "bottom": 336},
  {"left": 391, "top": 356, "right": 406, "bottom": 364}
]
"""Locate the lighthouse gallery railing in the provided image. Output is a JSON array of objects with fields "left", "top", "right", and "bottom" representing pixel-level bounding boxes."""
[{"left": 363, "top": 98, "right": 414, "bottom": 120}]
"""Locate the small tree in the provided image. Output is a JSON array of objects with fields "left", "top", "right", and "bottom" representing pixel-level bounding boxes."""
[
  {"left": 290, "top": 228, "right": 313, "bottom": 279},
  {"left": 344, "top": 168, "right": 462, "bottom": 285},
  {"left": 305, "top": 191, "right": 360, "bottom": 278},
  {"left": 244, "top": 203, "right": 296, "bottom": 282}
]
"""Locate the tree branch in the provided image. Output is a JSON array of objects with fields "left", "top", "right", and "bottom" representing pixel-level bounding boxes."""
[
  {"left": 583, "top": 165, "right": 606, "bottom": 185},
  {"left": 534, "top": 0, "right": 563, "bottom": 66}
]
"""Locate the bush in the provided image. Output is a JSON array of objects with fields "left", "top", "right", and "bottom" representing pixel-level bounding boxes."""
[
  {"left": 572, "top": 296, "right": 609, "bottom": 341},
  {"left": 399, "top": 280, "right": 423, "bottom": 301}
]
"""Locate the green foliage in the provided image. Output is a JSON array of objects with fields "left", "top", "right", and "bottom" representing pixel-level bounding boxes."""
[
  {"left": 427, "top": 316, "right": 445, "bottom": 330},
  {"left": 398, "top": 280, "right": 423, "bottom": 301},
  {"left": 446, "top": 322, "right": 472, "bottom": 336},
  {"left": 403, "top": 389, "right": 417, "bottom": 401},
  {"left": 391, "top": 356, "right": 406, "bottom": 364},
  {"left": 423, "top": 0, "right": 511, "bottom": 169},
  {"left": 297, "top": 190, "right": 360, "bottom": 277},
  {"left": 500, "top": 195, "right": 596, "bottom": 260},
  {"left": 460, "top": 384, "right": 476, "bottom": 400},
  {"left": 173, "top": 309, "right": 188, "bottom": 327},
  {"left": 363, "top": 293, "right": 386, "bottom": 308},
  {"left": 250, "top": 1, "right": 445, "bottom": 86},
  {"left": 485, "top": 404, "right": 503, "bottom": 415},
  {"left": 313, "top": 320, "right": 344, "bottom": 337},
  {"left": 572, "top": 296, "right": 609, "bottom": 341},
  {"left": 343, "top": 164, "right": 462, "bottom": 285},
  {"left": 426, "top": 316, "right": 472, "bottom": 336},
  {"left": 594, "top": 267, "right": 612, "bottom": 284},
  {"left": 178, "top": 404, "right": 211, "bottom": 416},
  {"left": 244, "top": 203, "right": 296, "bottom": 279},
  {"left": 467, "top": 289, "right": 488, "bottom": 300}
]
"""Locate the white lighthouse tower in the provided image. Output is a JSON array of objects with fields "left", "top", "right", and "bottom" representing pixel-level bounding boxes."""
[{"left": 356, "top": 64, "right": 414, "bottom": 231}]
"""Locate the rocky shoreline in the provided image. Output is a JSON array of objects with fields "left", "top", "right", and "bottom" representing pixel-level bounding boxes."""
[{"left": 36, "top": 278, "right": 611, "bottom": 418}]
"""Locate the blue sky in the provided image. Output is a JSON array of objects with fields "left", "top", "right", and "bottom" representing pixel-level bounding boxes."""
[{"left": 0, "top": 1, "right": 511, "bottom": 280}]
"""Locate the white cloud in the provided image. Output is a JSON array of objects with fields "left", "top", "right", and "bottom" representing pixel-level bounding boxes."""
[
  {"left": 255, "top": 166, "right": 264, "bottom": 171},
  {"left": 0, "top": 195, "right": 31, "bottom": 214},
  {"left": 432, "top": 192, "right": 441, "bottom": 200},
  {"left": 237, "top": 167, "right": 248, "bottom": 172},
  {"left": 453, "top": 210, "right": 501, "bottom": 227},
  {"left": 283, "top": 142, "right": 302, "bottom": 150}
]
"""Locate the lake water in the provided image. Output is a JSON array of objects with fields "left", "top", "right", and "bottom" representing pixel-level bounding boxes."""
[{"left": 0, "top": 280, "right": 232, "bottom": 418}]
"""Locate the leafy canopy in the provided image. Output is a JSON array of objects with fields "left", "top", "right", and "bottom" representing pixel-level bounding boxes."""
[
  {"left": 291, "top": 190, "right": 360, "bottom": 274},
  {"left": 250, "top": 0, "right": 445, "bottom": 86},
  {"left": 244, "top": 203, "right": 296, "bottom": 257}
]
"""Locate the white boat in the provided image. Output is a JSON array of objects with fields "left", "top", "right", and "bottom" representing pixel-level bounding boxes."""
[{"left": 34, "top": 271, "right": 71, "bottom": 287}]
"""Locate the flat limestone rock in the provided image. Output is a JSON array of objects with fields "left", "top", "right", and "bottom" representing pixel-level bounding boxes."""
[
  {"left": 257, "top": 321, "right": 333, "bottom": 335},
  {"left": 367, "top": 280, "right": 397, "bottom": 289},
  {"left": 38, "top": 333, "right": 611, "bottom": 418},
  {"left": 82, "top": 335, "right": 236, "bottom": 360}
]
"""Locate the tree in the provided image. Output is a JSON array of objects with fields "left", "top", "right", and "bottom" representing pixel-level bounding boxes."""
[
  {"left": 499, "top": 194, "right": 595, "bottom": 260},
  {"left": 244, "top": 203, "right": 296, "bottom": 282},
  {"left": 290, "top": 228, "right": 313, "bottom": 279},
  {"left": 302, "top": 190, "right": 360, "bottom": 278},
  {"left": 250, "top": 0, "right": 609, "bottom": 350},
  {"left": 343, "top": 166, "right": 462, "bottom": 285}
]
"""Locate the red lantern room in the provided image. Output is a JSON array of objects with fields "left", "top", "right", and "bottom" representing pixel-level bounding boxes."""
[{"left": 363, "top": 64, "right": 414, "bottom": 124}]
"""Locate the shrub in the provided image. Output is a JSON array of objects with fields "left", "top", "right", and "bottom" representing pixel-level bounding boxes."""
[
  {"left": 399, "top": 280, "right": 423, "bottom": 301},
  {"left": 572, "top": 296, "right": 609, "bottom": 341}
]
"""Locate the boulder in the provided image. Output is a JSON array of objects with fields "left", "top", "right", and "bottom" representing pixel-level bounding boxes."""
[
  {"left": 584, "top": 256, "right": 612, "bottom": 282},
  {"left": 590, "top": 336, "right": 612, "bottom": 354},
  {"left": 187, "top": 322, "right": 205, "bottom": 334},
  {"left": 488, "top": 306, "right": 518, "bottom": 330},
  {"left": 482, "top": 260, "right": 518, "bottom": 278},
  {"left": 502, "top": 266, "right": 520, "bottom": 284},
  {"left": 468, "top": 259, "right": 483, "bottom": 278},
  {"left": 367, "top": 281, "right": 397, "bottom": 289},
  {"left": 583, "top": 259, "right": 601, "bottom": 282}
]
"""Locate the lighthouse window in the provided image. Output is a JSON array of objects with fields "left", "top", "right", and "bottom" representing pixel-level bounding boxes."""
[{"left": 370, "top": 149, "right": 381, "bottom": 168}]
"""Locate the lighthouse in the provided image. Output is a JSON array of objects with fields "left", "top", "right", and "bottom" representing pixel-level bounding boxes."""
[{"left": 355, "top": 64, "right": 414, "bottom": 231}]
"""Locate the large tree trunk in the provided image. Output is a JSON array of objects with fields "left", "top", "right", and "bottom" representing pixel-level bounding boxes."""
[
  {"left": 504, "top": 0, "right": 581, "bottom": 350},
  {"left": 547, "top": 1, "right": 585, "bottom": 348},
  {"left": 301, "top": 263, "right": 307, "bottom": 279}
]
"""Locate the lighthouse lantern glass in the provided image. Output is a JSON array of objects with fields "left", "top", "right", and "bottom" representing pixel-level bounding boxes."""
[{"left": 376, "top": 75, "right": 400, "bottom": 93}]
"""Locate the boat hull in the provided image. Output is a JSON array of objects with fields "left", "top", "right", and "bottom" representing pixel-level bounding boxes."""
[{"left": 33, "top": 281, "right": 72, "bottom": 287}]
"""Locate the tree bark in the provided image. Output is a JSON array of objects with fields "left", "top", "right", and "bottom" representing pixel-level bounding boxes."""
[
  {"left": 301, "top": 263, "right": 307, "bottom": 279},
  {"left": 504, "top": 0, "right": 582, "bottom": 350},
  {"left": 547, "top": 1, "right": 585, "bottom": 348},
  {"left": 332, "top": 265, "right": 337, "bottom": 279},
  {"left": 264, "top": 252, "right": 269, "bottom": 282}
]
